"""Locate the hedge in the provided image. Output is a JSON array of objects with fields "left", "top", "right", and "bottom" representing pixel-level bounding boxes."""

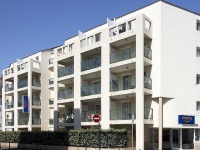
[{"left": 0, "top": 128, "right": 127, "bottom": 148}]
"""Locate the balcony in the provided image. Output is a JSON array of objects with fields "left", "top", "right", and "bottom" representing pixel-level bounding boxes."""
[
  {"left": 110, "top": 107, "right": 153, "bottom": 120},
  {"left": 58, "top": 89, "right": 74, "bottom": 100},
  {"left": 18, "top": 118, "right": 28, "bottom": 125},
  {"left": 18, "top": 79, "right": 28, "bottom": 89},
  {"left": 49, "top": 78, "right": 54, "bottom": 85},
  {"left": 144, "top": 76, "right": 152, "bottom": 89},
  {"left": 81, "top": 83, "right": 101, "bottom": 96},
  {"left": 49, "top": 118, "right": 54, "bottom": 125},
  {"left": 32, "top": 98, "right": 41, "bottom": 106},
  {"left": 59, "top": 114, "right": 74, "bottom": 123},
  {"left": 5, "top": 119, "right": 14, "bottom": 126},
  {"left": 5, "top": 101, "right": 14, "bottom": 109},
  {"left": 32, "top": 79, "right": 41, "bottom": 87},
  {"left": 49, "top": 98, "right": 54, "bottom": 105},
  {"left": 81, "top": 57, "right": 101, "bottom": 71},
  {"left": 110, "top": 47, "right": 136, "bottom": 64},
  {"left": 144, "top": 46, "right": 152, "bottom": 59},
  {"left": 32, "top": 117, "right": 41, "bottom": 125},
  {"left": 58, "top": 65, "right": 74, "bottom": 78},
  {"left": 110, "top": 78, "right": 135, "bottom": 92},
  {"left": 18, "top": 100, "right": 22, "bottom": 107},
  {"left": 5, "top": 84, "right": 14, "bottom": 92},
  {"left": 81, "top": 111, "right": 101, "bottom": 122}
]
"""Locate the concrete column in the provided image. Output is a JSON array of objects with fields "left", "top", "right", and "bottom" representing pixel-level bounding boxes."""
[
  {"left": 101, "top": 29, "right": 110, "bottom": 129},
  {"left": 2, "top": 71, "right": 6, "bottom": 131},
  {"left": 14, "top": 63, "right": 18, "bottom": 131},
  {"left": 28, "top": 59, "right": 33, "bottom": 131},
  {"left": 136, "top": 14, "right": 145, "bottom": 150},
  {"left": 159, "top": 97, "right": 163, "bottom": 150},
  {"left": 74, "top": 43, "right": 81, "bottom": 130}
]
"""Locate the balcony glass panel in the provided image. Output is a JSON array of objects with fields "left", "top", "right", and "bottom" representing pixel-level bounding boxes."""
[
  {"left": 58, "top": 89, "right": 74, "bottom": 100},
  {"left": 144, "top": 76, "right": 152, "bottom": 89},
  {"left": 58, "top": 65, "right": 74, "bottom": 77},
  {"left": 49, "top": 78, "right": 54, "bottom": 85},
  {"left": 49, "top": 98, "right": 54, "bottom": 105},
  {"left": 18, "top": 79, "right": 28, "bottom": 89},
  {"left": 81, "top": 83, "right": 101, "bottom": 96},
  {"left": 49, "top": 118, "right": 54, "bottom": 125},
  {"left": 32, "top": 98, "right": 41, "bottom": 106},
  {"left": 144, "top": 46, "right": 152, "bottom": 59},
  {"left": 81, "top": 57, "right": 101, "bottom": 71},
  {"left": 5, "top": 84, "right": 14, "bottom": 92},
  {"left": 81, "top": 111, "right": 101, "bottom": 122},
  {"left": 110, "top": 47, "right": 136, "bottom": 63},
  {"left": 5, "top": 119, "right": 14, "bottom": 126},
  {"left": 110, "top": 77, "right": 135, "bottom": 92},
  {"left": 32, "top": 117, "right": 41, "bottom": 125},
  {"left": 59, "top": 114, "right": 74, "bottom": 123},
  {"left": 110, "top": 108, "right": 134, "bottom": 120},
  {"left": 5, "top": 101, "right": 14, "bottom": 109},
  {"left": 49, "top": 58, "right": 54, "bottom": 65},
  {"left": 32, "top": 78, "right": 41, "bottom": 87},
  {"left": 18, "top": 118, "right": 28, "bottom": 125}
]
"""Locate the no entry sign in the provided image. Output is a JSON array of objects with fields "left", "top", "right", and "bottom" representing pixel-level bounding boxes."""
[{"left": 93, "top": 114, "right": 100, "bottom": 123}]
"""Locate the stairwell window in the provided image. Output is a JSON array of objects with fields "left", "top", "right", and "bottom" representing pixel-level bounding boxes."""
[
  {"left": 197, "top": 48, "right": 200, "bottom": 57},
  {"left": 197, "top": 20, "right": 200, "bottom": 31},
  {"left": 197, "top": 101, "right": 200, "bottom": 111},
  {"left": 196, "top": 74, "right": 200, "bottom": 84},
  {"left": 95, "top": 33, "right": 101, "bottom": 42}
]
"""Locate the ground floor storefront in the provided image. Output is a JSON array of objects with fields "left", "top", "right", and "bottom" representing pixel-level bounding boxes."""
[{"left": 149, "top": 128, "right": 200, "bottom": 150}]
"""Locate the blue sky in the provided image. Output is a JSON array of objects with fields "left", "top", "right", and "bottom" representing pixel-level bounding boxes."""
[{"left": 0, "top": 0, "right": 200, "bottom": 73}]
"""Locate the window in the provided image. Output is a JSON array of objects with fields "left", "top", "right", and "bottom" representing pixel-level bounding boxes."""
[
  {"left": 87, "top": 36, "right": 93, "bottom": 45},
  {"left": 197, "top": 74, "right": 200, "bottom": 84},
  {"left": 109, "top": 27, "right": 117, "bottom": 37},
  {"left": 119, "top": 23, "right": 126, "bottom": 34},
  {"left": 35, "top": 56, "right": 39, "bottom": 61},
  {"left": 69, "top": 43, "right": 73, "bottom": 52},
  {"left": 80, "top": 39, "right": 86, "bottom": 48},
  {"left": 95, "top": 33, "right": 101, "bottom": 42},
  {"left": 197, "top": 101, "right": 200, "bottom": 111},
  {"left": 128, "top": 20, "right": 136, "bottom": 30},
  {"left": 197, "top": 21, "right": 200, "bottom": 31},
  {"left": 63, "top": 46, "right": 68, "bottom": 54},
  {"left": 145, "top": 19, "right": 151, "bottom": 30},
  {"left": 197, "top": 48, "right": 200, "bottom": 57}
]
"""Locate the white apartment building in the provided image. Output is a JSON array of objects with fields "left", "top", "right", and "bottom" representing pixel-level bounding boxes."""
[{"left": 2, "top": 1, "right": 200, "bottom": 150}]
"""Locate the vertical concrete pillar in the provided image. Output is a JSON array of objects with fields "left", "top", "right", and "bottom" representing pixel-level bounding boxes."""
[
  {"left": 101, "top": 29, "right": 110, "bottom": 129},
  {"left": 74, "top": 43, "right": 81, "bottom": 130},
  {"left": 136, "top": 14, "right": 145, "bottom": 150},
  {"left": 14, "top": 64, "right": 18, "bottom": 131},
  {"left": 159, "top": 97, "right": 163, "bottom": 150},
  {"left": 28, "top": 59, "right": 33, "bottom": 131},
  {"left": 2, "top": 71, "right": 6, "bottom": 131}
]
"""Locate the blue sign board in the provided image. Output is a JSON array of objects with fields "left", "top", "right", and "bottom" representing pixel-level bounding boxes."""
[
  {"left": 178, "top": 115, "right": 195, "bottom": 124},
  {"left": 22, "top": 95, "right": 29, "bottom": 113}
]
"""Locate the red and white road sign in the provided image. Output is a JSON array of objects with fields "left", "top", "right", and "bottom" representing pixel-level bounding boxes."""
[{"left": 93, "top": 114, "right": 100, "bottom": 123}]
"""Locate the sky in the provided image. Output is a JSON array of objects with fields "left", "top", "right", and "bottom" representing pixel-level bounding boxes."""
[{"left": 0, "top": 0, "right": 200, "bottom": 73}]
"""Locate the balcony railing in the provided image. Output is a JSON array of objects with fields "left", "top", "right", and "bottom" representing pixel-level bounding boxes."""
[
  {"left": 144, "top": 46, "right": 152, "bottom": 59},
  {"left": 32, "top": 117, "right": 41, "bottom": 125},
  {"left": 49, "top": 78, "right": 54, "bottom": 85},
  {"left": 59, "top": 114, "right": 74, "bottom": 123},
  {"left": 5, "top": 84, "right": 14, "bottom": 92},
  {"left": 58, "top": 65, "right": 74, "bottom": 78},
  {"left": 18, "top": 100, "right": 22, "bottom": 107},
  {"left": 49, "top": 98, "right": 54, "bottom": 105},
  {"left": 32, "top": 79, "right": 41, "bottom": 87},
  {"left": 49, "top": 58, "right": 54, "bottom": 65},
  {"left": 49, "top": 118, "right": 54, "bottom": 125},
  {"left": 110, "top": 78, "right": 135, "bottom": 92},
  {"left": 18, "top": 79, "right": 28, "bottom": 89},
  {"left": 110, "top": 107, "right": 153, "bottom": 120},
  {"left": 18, "top": 117, "right": 28, "bottom": 125},
  {"left": 32, "top": 98, "right": 41, "bottom": 106},
  {"left": 144, "top": 76, "right": 152, "bottom": 89},
  {"left": 110, "top": 47, "right": 136, "bottom": 63},
  {"left": 110, "top": 108, "right": 134, "bottom": 120},
  {"left": 81, "top": 111, "right": 101, "bottom": 122},
  {"left": 5, "top": 119, "right": 14, "bottom": 126},
  {"left": 81, "top": 83, "right": 101, "bottom": 96},
  {"left": 58, "top": 89, "right": 74, "bottom": 100},
  {"left": 5, "top": 101, "right": 14, "bottom": 109},
  {"left": 81, "top": 57, "right": 101, "bottom": 71}
]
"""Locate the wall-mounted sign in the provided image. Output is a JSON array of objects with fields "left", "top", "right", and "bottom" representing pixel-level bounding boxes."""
[
  {"left": 22, "top": 95, "right": 29, "bottom": 113},
  {"left": 178, "top": 115, "right": 195, "bottom": 124}
]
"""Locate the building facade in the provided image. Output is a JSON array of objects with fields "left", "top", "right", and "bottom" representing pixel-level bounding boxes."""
[{"left": 2, "top": 1, "right": 200, "bottom": 150}]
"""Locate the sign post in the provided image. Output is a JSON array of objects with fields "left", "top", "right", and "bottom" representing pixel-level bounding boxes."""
[{"left": 93, "top": 114, "right": 101, "bottom": 150}]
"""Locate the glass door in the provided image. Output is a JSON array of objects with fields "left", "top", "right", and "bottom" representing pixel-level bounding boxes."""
[
  {"left": 172, "top": 129, "right": 180, "bottom": 149},
  {"left": 121, "top": 102, "right": 131, "bottom": 120},
  {"left": 122, "top": 75, "right": 131, "bottom": 90}
]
